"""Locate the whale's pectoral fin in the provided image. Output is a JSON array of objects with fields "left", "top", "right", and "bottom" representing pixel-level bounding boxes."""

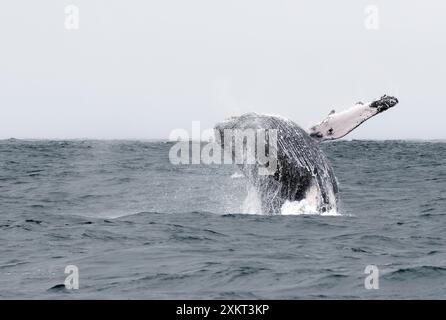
[{"left": 307, "top": 95, "right": 399, "bottom": 142}]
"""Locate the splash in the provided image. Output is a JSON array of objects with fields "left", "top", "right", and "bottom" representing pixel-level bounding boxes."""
[
  {"left": 241, "top": 185, "right": 262, "bottom": 214},
  {"left": 280, "top": 200, "right": 341, "bottom": 216},
  {"left": 241, "top": 183, "right": 341, "bottom": 216}
]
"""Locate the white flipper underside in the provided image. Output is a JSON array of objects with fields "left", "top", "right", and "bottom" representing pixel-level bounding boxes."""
[{"left": 308, "top": 95, "right": 399, "bottom": 142}]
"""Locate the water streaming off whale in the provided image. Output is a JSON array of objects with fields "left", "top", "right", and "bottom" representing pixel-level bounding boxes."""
[{"left": 215, "top": 113, "right": 338, "bottom": 214}]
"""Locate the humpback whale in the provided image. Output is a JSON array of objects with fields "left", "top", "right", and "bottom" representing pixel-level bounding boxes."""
[{"left": 215, "top": 95, "right": 399, "bottom": 214}]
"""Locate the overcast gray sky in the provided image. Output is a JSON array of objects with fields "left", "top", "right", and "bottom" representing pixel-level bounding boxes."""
[{"left": 0, "top": 1, "right": 445, "bottom": 140}]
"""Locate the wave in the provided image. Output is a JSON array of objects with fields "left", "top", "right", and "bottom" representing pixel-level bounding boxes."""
[{"left": 385, "top": 266, "right": 446, "bottom": 280}]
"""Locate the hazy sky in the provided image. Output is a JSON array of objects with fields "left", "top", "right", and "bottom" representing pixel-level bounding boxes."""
[{"left": 1, "top": 1, "right": 445, "bottom": 139}]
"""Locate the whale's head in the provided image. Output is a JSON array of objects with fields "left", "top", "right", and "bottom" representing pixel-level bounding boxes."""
[
  {"left": 214, "top": 112, "right": 261, "bottom": 136},
  {"left": 214, "top": 116, "right": 238, "bottom": 147},
  {"left": 214, "top": 113, "right": 280, "bottom": 177},
  {"left": 214, "top": 113, "right": 265, "bottom": 151}
]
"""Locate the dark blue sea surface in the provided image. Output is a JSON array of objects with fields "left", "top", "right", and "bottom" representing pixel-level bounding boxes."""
[{"left": 0, "top": 140, "right": 445, "bottom": 299}]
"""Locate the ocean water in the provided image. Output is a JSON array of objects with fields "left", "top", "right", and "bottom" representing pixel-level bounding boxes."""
[{"left": 0, "top": 139, "right": 445, "bottom": 299}]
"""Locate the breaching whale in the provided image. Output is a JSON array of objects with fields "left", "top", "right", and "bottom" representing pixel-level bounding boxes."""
[{"left": 215, "top": 95, "right": 399, "bottom": 214}]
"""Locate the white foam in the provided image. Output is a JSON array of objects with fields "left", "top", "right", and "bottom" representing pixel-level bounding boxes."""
[
  {"left": 241, "top": 185, "right": 262, "bottom": 214},
  {"left": 280, "top": 200, "right": 341, "bottom": 216},
  {"left": 240, "top": 185, "right": 341, "bottom": 216}
]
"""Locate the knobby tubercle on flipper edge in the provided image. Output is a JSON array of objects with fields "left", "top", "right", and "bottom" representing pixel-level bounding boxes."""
[{"left": 370, "top": 95, "right": 399, "bottom": 112}]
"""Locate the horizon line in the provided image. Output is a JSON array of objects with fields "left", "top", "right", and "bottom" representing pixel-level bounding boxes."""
[{"left": 1, "top": 137, "right": 445, "bottom": 143}]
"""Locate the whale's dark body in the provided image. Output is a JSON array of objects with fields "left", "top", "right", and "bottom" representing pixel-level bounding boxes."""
[{"left": 215, "top": 113, "right": 338, "bottom": 214}]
